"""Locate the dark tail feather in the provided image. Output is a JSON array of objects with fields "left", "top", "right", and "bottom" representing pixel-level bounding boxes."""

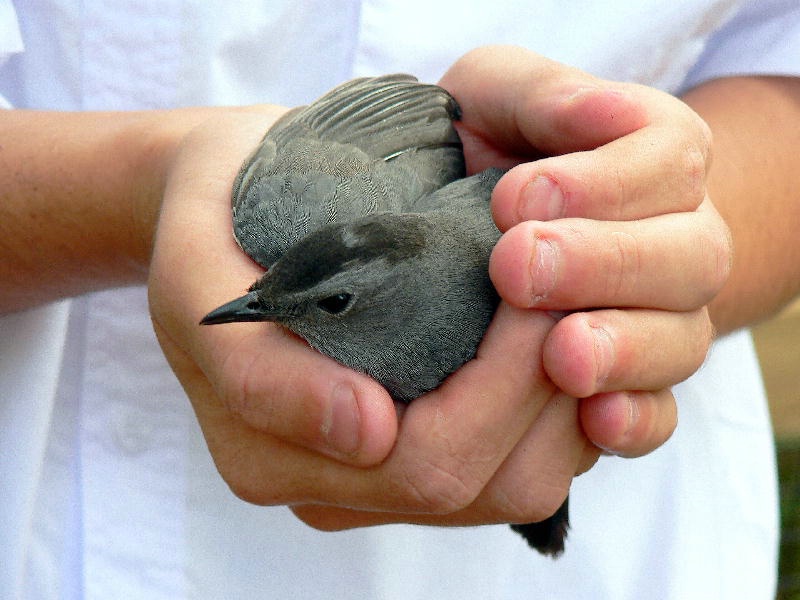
[{"left": 509, "top": 496, "right": 570, "bottom": 558}]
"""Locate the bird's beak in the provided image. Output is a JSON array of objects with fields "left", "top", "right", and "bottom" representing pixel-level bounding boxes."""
[{"left": 200, "top": 291, "right": 277, "bottom": 325}]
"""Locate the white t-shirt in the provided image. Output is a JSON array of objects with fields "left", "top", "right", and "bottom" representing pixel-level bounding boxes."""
[{"left": 2, "top": 1, "right": 799, "bottom": 598}]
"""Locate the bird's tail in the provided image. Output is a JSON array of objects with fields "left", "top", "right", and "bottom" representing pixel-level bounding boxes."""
[{"left": 509, "top": 496, "right": 570, "bottom": 558}]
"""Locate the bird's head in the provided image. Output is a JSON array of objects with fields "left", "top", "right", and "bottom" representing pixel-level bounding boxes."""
[{"left": 201, "top": 214, "right": 435, "bottom": 363}]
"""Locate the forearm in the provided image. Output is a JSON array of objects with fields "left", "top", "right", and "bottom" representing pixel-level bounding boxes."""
[
  {"left": 682, "top": 76, "right": 800, "bottom": 334},
  {"left": 0, "top": 107, "right": 218, "bottom": 314}
]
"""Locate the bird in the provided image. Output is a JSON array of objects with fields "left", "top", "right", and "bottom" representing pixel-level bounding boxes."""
[{"left": 200, "top": 74, "right": 570, "bottom": 557}]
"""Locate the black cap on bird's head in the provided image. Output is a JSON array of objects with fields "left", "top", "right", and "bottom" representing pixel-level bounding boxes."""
[
  {"left": 199, "top": 213, "right": 430, "bottom": 328},
  {"left": 197, "top": 207, "right": 498, "bottom": 407}
]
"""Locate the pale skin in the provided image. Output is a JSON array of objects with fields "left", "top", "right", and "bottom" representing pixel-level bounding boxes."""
[{"left": 2, "top": 46, "right": 799, "bottom": 530}]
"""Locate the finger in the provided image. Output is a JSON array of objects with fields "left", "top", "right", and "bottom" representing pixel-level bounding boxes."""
[
  {"left": 439, "top": 46, "right": 650, "bottom": 172},
  {"left": 480, "top": 393, "right": 590, "bottom": 524},
  {"left": 542, "top": 307, "right": 714, "bottom": 398},
  {"left": 438, "top": 47, "right": 712, "bottom": 226},
  {"left": 489, "top": 197, "right": 732, "bottom": 311},
  {"left": 292, "top": 395, "right": 596, "bottom": 531},
  {"left": 491, "top": 121, "right": 709, "bottom": 226},
  {"left": 206, "top": 323, "right": 398, "bottom": 464},
  {"left": 149, "top": 112, "right": 398, "bottom": 466},
  {"left": 384, "top": 392, "right": 585, "bottom": 525},
  {"left": 353, "top": 303, "right": 557, "bottom": 515},
  {"left": 576, "top": 442, "right": 602, "bottom": 475},
  {"left": 579, "top": 389, "right": 678, "bottom": 458},
  {"left": 218, "top": 303, "right": 557, "bottom": 514},
  {"left": 155, "top": 316, "right": 407, "bottom": 507}
]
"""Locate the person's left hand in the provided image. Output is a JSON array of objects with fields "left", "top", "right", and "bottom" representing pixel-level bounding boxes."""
[
  {"left": 439, "top": 46, "right": 729, "bottom": 457},
  {"left": 291, "top": 47, "right": 730, "bottom": 531}
]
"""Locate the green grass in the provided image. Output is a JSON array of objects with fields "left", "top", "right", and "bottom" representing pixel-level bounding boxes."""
[{"left": 778, "top": 441, "right": 800, "bottom": 600}]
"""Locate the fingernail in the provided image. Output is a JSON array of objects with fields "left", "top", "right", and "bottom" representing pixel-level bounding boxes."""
[
  {"left": 322, "top": 382, "right": 361, "bottom": 457},
  {"left": 566, "top": 85, "right": 632, "bottom": 110},
  {"left": 623, "top": 393, "right": 640, "bottom": 437},
  {"left": 546, "top": 310, "right": 568, "bottom": 322},
  {"left": 566, "top": 85, "right": 602, "bottom": 102},
  {"left": 529, "top": 236, "right": 558, "bottom": 304},
  {"left": 596, "top": 392, "right": 639, "bottom": 457},
  {"left": 590, "top": 325, "right": 615, "bottom": 388},
  {"left": 520, "top": 175, "right": 565, "bottom": 221}
]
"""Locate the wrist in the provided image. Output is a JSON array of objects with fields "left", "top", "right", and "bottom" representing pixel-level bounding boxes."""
[
  {"left": 0, "top": 107, "right": 225, "bottom": 313},
  {"left": 127, "top": 105, "right": 287, "bottom": 272},
  {"left": 123, "top": 107, "right": 222, "bottom": 273}
]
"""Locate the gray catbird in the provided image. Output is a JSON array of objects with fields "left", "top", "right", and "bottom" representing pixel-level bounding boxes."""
[{"left": 201, "top": 74, "right": 570, "bottom": 557}]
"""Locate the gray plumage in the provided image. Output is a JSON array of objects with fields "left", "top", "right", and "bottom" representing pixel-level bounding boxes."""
[
  {"left": 201, "top": 74, "right": 569, "bottom": 557},
  {"left": 231, "top": 74, "right": 466, "bottom": 269}
]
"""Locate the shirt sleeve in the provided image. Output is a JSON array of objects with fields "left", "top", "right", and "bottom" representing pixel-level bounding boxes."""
[
  {"left": 0, "top": 0, "right": 23, "bottom": 107},
  {"left": 681, "top": 0, "right": 800, "bottom": 91}
]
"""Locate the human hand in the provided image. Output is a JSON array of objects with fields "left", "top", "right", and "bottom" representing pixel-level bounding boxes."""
[
  {"left": 148, "top": 109, "right": 592, "bottom": 532},
  {"left": 439, "top": 46, "right": 731, "bottom": 457},
  {"left": 150, "top": 42, "right": 731, "bottom": 531}
]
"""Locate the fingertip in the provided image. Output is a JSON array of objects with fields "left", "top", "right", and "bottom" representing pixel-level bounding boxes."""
[
  {"left": 576, "top": 441, "right": 602, "bottom": 476},
  {"left": 342, "top": 376, "right": 399, "bottom": 467},
  {"left": 489, "top": 223, "right": 538, "bottom": 307},
  {"left": 579, "top": 390, "right": 677, "bottom": 458},
  {"left": 543, "top": 314, "right": 602, "bottom": 398},
  {"left": 579, "top": 392, "right": 637, "bottom": 454},
  {"left": 490, "top": 222, "right": 563, "bottom": 309},
  {"left": 554, "top": 85, "right": 648, "bottom": 148},
  {"left": 490, "top": 169, "right": 524, "bottom": 231},
  {"left": 492, "top": 165, "right": 566, "bottom": 229}
]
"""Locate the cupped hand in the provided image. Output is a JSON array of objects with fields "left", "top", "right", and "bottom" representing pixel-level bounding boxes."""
[
  {"left": 149, "top": 108, "right": 399, "bottom": 469},
  {"left": 148, "top": 108, "right": 593, "bottom": 532},
  {"left": 440, "top": 46, "right": 731, "bottom": 457},
  {"left": 148, "top": 44, "right": 730, "bottom": 531}
]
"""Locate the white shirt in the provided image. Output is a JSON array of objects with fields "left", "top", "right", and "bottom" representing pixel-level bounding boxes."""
[{"left": 2, "top": 1, "right": 799, "bottom": 598}]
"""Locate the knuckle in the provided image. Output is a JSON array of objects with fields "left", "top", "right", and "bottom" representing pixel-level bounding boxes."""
[
  {"left": 702, "top": 218, "right": 733, "bottom": 297},
  {"left": 609, "top": 164, "right": 630, "bottom": 220},
  {"left": 691, "top": 308, "right": 717, "bottom": 362},
  {"left": 223, "top": 368, "right": 283, "bottom": 434},
  {"left": 232, "top": 368, "right": 275, "bottom": 423},
  {"left": 696, "top": 115, "right": 714, "bottom": 157},
  {"left": 681, "top": 99, "right": 713, "bottom": 155},
  {"left": 491, "top": 479, "right": 569, "bottom": 524},
  {"left": 682, "top": 111, "right": 713, "bottom": 203},
  {"left": 569, "top": 158, "right": 628, "bottom": 221},
  {"left": 219, "top": 340, "right": 328, "bottom": 442},
  {"left": 703, "top": 307, "right": 718, "bottom": 346},
  {"left": 607, "top": 230, "right": 641, "bottom": 299},
  {"left": 398, "top": 456, "right": 484, "bottom": 514},
  {"left": 220, "top": 452, "right": 277, "bottom": 506},
  {"left": 715, "top": 223, "right": 734, "bottom": 286},
  {"left": 217, "top": 338, "right": 269, "bottom": 418},
  {"left": 682, "top": 145, "right": 708, "bottom": 205},
  {"left": 291, "top": 506, "right": 343, "bottom": 532},
  {"left": 227, "top": 475, "right": 271, "bottom": 506}
]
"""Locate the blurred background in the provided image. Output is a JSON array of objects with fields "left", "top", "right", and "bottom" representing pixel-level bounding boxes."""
[{"left": 752, "top": 300, "right": 800, "bottom": 599}]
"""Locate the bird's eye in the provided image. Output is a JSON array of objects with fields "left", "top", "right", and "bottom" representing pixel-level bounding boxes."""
[{"left": 317, "top": 293, "right": 353, "bottom": 314}]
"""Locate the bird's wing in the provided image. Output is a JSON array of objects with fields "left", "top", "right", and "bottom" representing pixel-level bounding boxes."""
[
  {"left": 230, "top": 75, "right": 468, "bottom": 269},
  {"left": 417, "top": 168, "right": 504, "bottom": 214},
  {"left": 269, "top": 74, "right": 463, "bottom": 161},
  {"left": 413, "top": 168, "right": 504, "bottom": 261}
]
